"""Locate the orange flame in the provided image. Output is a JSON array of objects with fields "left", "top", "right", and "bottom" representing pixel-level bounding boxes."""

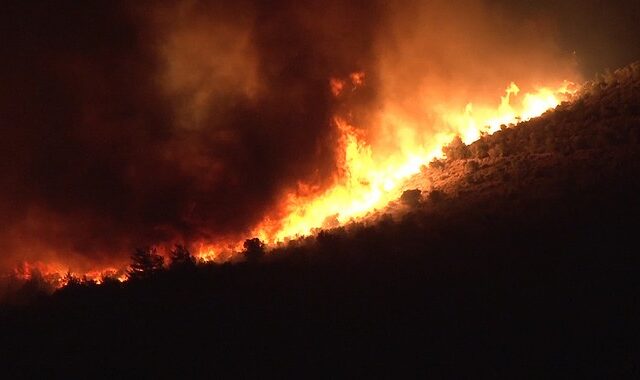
[
  {"left": 241, "top": 77, "right": 578, "bottom": 246},
  {"left": 12, "top": 74, "right": 579, "bottom": 281},
  {"left": 11, "top": 261, "right": 127, "bottom": 289}
]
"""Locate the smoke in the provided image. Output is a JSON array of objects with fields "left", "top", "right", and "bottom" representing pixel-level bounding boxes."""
[
  {"left": 0, "top": 0, "right": 384, "bottom": 270},
  {"left": 486, "top": 0, "right": 640, "bottom": 77},
  {"left": 0, "top": 0, "right": 631, "bottom": 271},
  {"left": 365, "top": 0, "right": 581, "bottom": 157}
]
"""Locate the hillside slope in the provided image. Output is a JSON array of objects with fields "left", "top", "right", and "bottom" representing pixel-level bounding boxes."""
[
  {"left": 402, "top": 61, "right": 640, "bottom": 208},
  {"left": 2, "top": 63, "right": 640, "bottom": 377}
]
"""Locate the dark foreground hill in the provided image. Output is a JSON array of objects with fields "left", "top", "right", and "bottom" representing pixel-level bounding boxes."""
[{"left": 2, "top": 63, "right": 640, "bottom": 377}]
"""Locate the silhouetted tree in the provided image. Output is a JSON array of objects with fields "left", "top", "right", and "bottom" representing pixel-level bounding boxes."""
[
  {"left": 169, "top": 244, "right": 196, "bottom": 269},
  {"left": 81, "top": 275, "right": 97, "bottom": 287},
  {"left": 63, "top": 271, "right": 81, "bottom": 288},
  {"left": 127, "top": 247, "right": 165, "bottom": 280},
  {"left": 13, "top": 269, "right": 54, "bottom": 305},
  {"left": 100, "top": 274, "right": 122, "bottom": 287},
  {"left": 243, "top": 238, "right": 265, "bottom": 262}
]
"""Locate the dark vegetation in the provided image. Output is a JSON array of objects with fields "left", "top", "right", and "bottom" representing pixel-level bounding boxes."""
[{"left": 2, "top": 63, "right": 640, "bottom": 377}]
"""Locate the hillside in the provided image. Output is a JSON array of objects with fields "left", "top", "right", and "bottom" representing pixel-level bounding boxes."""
[
  {"left": 2, "top": 63, "right": 640, "bottom": 377},
  {"left": 403, "top": 62, "right": 640, "bottom": 207}
]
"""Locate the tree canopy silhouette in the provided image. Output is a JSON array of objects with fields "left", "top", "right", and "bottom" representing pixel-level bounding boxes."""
[
  {"left": 63, "top": 271, "right": 81, "bottom": 288},
  {"left": 169, "top": 244, "right": 196, "bottom": 270},
  {"left": 127, "top": 247, "right": 165, "bottom": 280},
  {"left": 243, "top": 238, "right": 265, "bottom": 262}
]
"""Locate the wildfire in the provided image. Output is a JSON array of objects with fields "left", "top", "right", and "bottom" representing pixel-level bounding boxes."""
[
  {"left": 11, "top": 261, "right": 127, "bottom": 288},
  {"left": 442, "top": 80, "right": 577, "bottom": 144},
  {"left": 245, "top": 75, "right": 578, "bottom": 245},
  {"left": 10, "top": 73, "right": 578, "bottom": 283}
]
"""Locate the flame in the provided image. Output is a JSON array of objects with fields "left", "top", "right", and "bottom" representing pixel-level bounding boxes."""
[
  {"left": 243, "top": 76, "right": 578, "bottom": 245},
  {"left": 11, "top": 74, "right": 579, "bottom": 282},
  {"left": 443, "top": 80, "right": 577, "bottom": 144},
  {"left": 11, "top": 261, "right": 127, "bottom": 289}
]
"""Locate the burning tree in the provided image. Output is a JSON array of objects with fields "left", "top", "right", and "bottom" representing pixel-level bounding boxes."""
[
  {"left": 243, "top": 238, "right": 265, "bottom": 262},
  {"left": 63, "top": 271, "right": 81, "bottom": 288},
  {"left": 169, "top": 244, "right": 196, "bottom": 269},
  {"left": 127, "top": 247, "right": 165, "bottom": 280}
]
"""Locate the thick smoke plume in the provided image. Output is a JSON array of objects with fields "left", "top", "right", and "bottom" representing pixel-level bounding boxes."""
[{"left": 0, "top": 0, "right": 636, "bottom": 271}]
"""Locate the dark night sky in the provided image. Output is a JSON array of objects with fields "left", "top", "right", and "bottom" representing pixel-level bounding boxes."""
[
  {"left": 490, "top": 0, "right": 640, "bottom": 76},
  {"left": 0, "top": 0, "right": 638, "bottom": 269}
]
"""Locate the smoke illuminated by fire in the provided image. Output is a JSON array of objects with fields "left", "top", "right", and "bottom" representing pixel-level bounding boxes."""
[
  {"left": 9, "top": 78, "right": 579, "bottom": 287},
  {"left": 10, "top": 67, "right": 581, "bottom": 283},
  {"left": 193, "top": 75, "right": 578, "bottom": 263},
  {"left": 2, "top": 0, "right": 592, "bottom": 284},
  {"left": 30, "top": 75, "right": 575, "bottom": 277},
  {"left": 248, "top": 77, "right": 578, "bottom": 244}
]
